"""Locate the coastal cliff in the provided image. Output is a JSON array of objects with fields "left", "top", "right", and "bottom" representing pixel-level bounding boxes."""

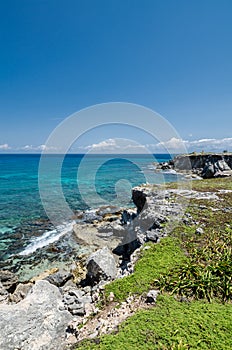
[{"left": 156, "top": 153, "right": 232, "bottom": 178}]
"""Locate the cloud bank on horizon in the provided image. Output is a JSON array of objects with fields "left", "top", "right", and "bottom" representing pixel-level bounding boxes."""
[{"left": 1, "top": 137, "right": 232, "bottom": 154}]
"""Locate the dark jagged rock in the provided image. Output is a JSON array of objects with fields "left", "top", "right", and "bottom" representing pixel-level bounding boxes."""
[
  {"left": 132, "top": 189, "right": 148, "bottom": 213},
  {"left": 45, "top": 269, "right": 72, "bottom": 287},
  {"left": 202, "top": 163, "right": 215, "bottom": 178},
  {"left": 121, "top": 210, "right": 131, "bottom": 225},
  {"left": 113, "top": 239, "right": 141, "bottom": 260},
  {"left": 174, "top": 153, "right": 232, "bottom": 172}
]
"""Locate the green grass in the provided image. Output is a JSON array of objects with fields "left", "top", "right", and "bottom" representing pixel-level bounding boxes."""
[
  {"left": 77, "top": 295, "right": 232, "bottom": 350},
  {"left": 190, "top": 177, "right": 232, "bottom": 191},
  {"left": 164, "top": 177, "right": 232, "bottom": 191},
  {"left": 104, "top": 237, "right": 186, "bottom": 301}
]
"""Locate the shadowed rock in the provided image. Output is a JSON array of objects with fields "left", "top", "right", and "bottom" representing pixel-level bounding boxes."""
[{"left": 0, "top": 270, "right": 18, "bottom": 293}]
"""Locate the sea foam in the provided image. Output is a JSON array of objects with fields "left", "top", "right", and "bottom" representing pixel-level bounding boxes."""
[{"left": 18, "top": 221, "right": 75, "bottom": 256}]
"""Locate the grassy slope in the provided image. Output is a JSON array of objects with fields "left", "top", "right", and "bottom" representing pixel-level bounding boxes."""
[
  {"left": 78, "top": 295, "right": 232, "bottom": 350},
  {"left": 104, "top": 238, "right": 186, "bottom": 301},
  {"left": 77, "top": 178, "right": 232, "bottom": 350}
]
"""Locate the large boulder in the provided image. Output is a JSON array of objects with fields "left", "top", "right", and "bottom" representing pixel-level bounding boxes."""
[
  {"left": 45, "top": 269, "right": 72, "bottom": 287},
  {"left": 0, "top": 280, "right": 72, "bottom": 350},
  {"left": 138, "top": 208, "right": 167, "bottom": 231},
  {"left": 86, "top": 247, "right": 117, "bottom": 282}
]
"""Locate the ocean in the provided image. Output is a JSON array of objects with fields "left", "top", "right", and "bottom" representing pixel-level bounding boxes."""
[{"left": 0, "top": 153, "right": 177, "bottom": 274}]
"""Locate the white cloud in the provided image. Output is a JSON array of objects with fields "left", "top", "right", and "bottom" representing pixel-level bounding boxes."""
[
  {"left": 82, "top": 138, "right": 148, "bottom": 154},
  {"left": 187, "top": 137, "right": 232, "bottom": 152},
  {"left": 20, "top": 144, "right": 58, "bottom": 152},
  {"left": 0, "top": 143, "right": 11, "bottom": 150},
  {"left": 153, "top": 137, "right": 188, "bottom": 151},
  {"left": 148, "top": 137, "right": 232, "bottom": 153},
  {"left": 83, "top": 137, "right": 232, "bottom": 154},
  {"left": 1, "top": 137, "right": 231, "bottom": 154},
  {"left": 84, "top": 139, "right": 119, "bottom": 151}
]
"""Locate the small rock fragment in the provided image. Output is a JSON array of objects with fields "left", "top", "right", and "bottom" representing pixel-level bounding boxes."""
[{"left": 146, "top": 290, "right": 159, "bottom": 304}]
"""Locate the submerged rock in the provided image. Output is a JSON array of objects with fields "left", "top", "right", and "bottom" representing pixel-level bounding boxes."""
[{"left": 0, "top": 280, "right": 72, "bottom": 350}]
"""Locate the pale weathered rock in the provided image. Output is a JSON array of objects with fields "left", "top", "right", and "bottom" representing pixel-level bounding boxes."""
[
  {"left": 146, "top": 230, "right": 160, "bottom": 242},
  {"left": 73, "top": 223, "right": 120, "bottom": 250},
  {"left": 0, "top": 280, "right": 72, "bottom": 350},
  {"left": 71, "top": 261, "right": 87, "bottom": 284},
  {"left": 215, "top": 160, "right": 231, "bottom": 171},
  {"left": 108, "top": 292, "right": 115, "bottom": 302},
  {"left": 87, "top": 246, "right": 117, "bottom": 282},
  {"left": 146, "top": 290, "right": 159, "bottom": 303},
  {"left": 196, "top": 227, "right": 204, "bottom": 235}
]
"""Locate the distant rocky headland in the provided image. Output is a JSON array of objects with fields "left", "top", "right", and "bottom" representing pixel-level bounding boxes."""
[{"left": 155, "top": 152, "right": 232, "bottom": 179}]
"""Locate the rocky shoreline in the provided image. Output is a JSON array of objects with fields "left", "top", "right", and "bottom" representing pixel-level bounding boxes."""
[
  {"left": 0, "top": 174, "right": 223, "bottom": 349},
  {"left": 155, "top": 152, "right": 232, "bottom": 179}
]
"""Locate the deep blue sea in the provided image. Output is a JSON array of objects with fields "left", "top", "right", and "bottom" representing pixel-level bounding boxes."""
[{"left": 0, "top": 154, "right": 176, "bottom": 262}]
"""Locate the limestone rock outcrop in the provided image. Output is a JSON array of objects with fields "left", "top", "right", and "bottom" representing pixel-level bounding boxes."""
[
  {"left": 0, "top": 280, "right": 72, "bottom": 350},
  {"left": 155, "top": 153, "right": 232, "bottom": 179}
]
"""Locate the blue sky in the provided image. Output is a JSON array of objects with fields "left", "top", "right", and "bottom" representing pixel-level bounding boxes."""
[{"left": 0, "top": 0, "right": 232, "bottom": 153}]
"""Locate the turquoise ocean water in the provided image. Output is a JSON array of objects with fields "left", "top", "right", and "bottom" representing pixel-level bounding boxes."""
[{"left": 0, "top": 154, "right": 176, "bottom": 263}]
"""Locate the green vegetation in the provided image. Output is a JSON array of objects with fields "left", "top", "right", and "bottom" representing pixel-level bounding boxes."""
[
  {"left": 76, "top": 178, "right": 232, "bottom": 349},
  {"left": 164, "top": 176, "right": 232, "bottom": 191},
  {"left": 104, "top": 238, "right": 186, "bottom": 301},
  {"left": 190, "top": 177, "right": 232, "bottom": 191},
  {"left": 158, "top": 211, "right": 232, "bottom": 302},
  {"left": 77, "top": 295, "right": 232, "bottom": 350}
]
